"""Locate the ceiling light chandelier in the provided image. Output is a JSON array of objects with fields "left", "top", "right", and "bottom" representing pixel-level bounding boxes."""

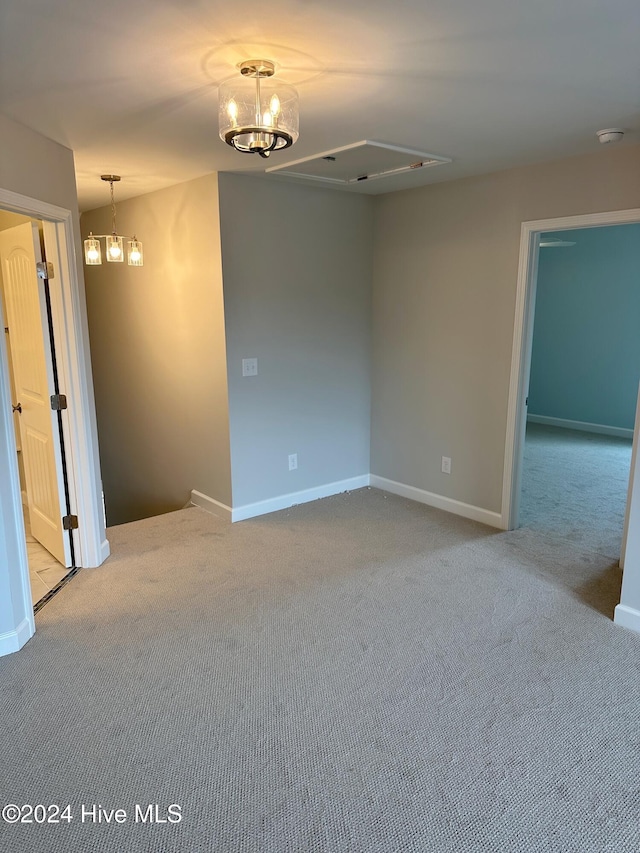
[
  {"left": 84, "top": 175, "right": 143, "bottom": 267},
  {"left": 218, "top": 59, "right": 299, "bottom": 158}
]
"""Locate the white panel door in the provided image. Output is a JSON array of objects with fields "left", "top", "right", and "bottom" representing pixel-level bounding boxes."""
[{"left": 0, "top": 223, "right": 70, "bottom": 566}]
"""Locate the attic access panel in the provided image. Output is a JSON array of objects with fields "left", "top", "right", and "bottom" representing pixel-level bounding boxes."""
[{"left": 264, "top": 140, "right": 451, "bottom": 186}]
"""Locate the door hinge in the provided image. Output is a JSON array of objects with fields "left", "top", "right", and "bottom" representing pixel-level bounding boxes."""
[
  {"left": 36, "top": 261, "right": 54, "bottom": 280},
  {"left": 50, "top": 393, "right": 68, "bottom": 411},
  {"left": 62, "top": 514, "right": 78, "bottom": 530}
]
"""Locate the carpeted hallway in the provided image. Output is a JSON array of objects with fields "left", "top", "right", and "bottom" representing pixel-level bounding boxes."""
[{"left": 1, "top": 488, "right": 639, "bottom": 852}]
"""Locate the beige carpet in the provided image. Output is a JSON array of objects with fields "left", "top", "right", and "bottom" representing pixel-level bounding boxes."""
[
  {"left": 0, "top": 488, "right": 639, "bottom": 852},
  {"left": 521, "top": 422, "right": 633, "bottom": 559}
]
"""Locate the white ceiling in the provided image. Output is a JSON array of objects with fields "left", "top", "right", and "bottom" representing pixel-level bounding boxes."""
[{"left": 1, "top": 0, "right": 638, "bottom": 211}]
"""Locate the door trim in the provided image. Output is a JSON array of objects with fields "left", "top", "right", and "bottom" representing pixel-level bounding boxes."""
[
  {"left": 0, "top": 222, "right": 71, "bottom": 565},
  {"left": 0, "top": 187, "right": 109, "bottom": 655},
  {"left": 501, "top": 206, "right": 640, "bottom": 531}
]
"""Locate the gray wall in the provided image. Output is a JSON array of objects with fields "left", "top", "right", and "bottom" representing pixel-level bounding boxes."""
[
  {"left": 218, "top": 174, "right": 373, "bottom": 508},
  {"left": 371, "top": 144, "right": 640, "bottom": 515},
  {"left": 0, "top": 114, "right": 81, "bottom": 213},
  {"left": 82, "top": 174, "right": 232, "bottom": 525},
  {"left": 529, "top": 224, "right": 640, "bottom": 430}
]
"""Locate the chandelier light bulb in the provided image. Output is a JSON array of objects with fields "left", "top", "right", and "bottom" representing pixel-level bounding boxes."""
[
  {"left": 106, "top": 235, "right": 124, "bottom": 262},
  {"left": 127, "top": 238, "right": 144, "bottom": 266},
  {"left": 84, "top": 234, "right": 102, "bottom": 265},
  {"left": 270, "top": 94, "right": 280, "bottom": 117}
]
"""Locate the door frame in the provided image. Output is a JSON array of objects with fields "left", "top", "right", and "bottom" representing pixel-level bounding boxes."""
[
  {"left": 501, "top": 206, "right": 640, "bottom": 532},
  {"left": 1, "top": 221, "right": 72, "bottom": 567},
  {"left": 0, "top": 187, "right": 109, "bottom": 656}
]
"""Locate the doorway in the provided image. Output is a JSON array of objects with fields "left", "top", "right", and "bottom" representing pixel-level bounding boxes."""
[
  {"left": 0, "top": 212, "right": 76, "bottom": 607},
  {"left": 519, "top": 223, "right": 638, "bottom": 557},
  {"left": 502, "top": 207, "right": 640, "bottom": 565},
  {"left": 0, "top": 187, "right": 109, "bottom": 657}
]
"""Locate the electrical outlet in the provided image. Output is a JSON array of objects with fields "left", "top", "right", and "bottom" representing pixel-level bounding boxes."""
[
  {"left": 242, "top": 358, "right": 258, "bottom": 377},
  {"left": 441, "top": 456, "right": 452, "bottom": 475},
  {"left": 288, "top": 453, "right": 298, "bottom": 471}
]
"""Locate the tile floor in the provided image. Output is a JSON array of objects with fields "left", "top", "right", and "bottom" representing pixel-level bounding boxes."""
[{"left": 24, "top": 504, "right": 70, "bottom": 605}]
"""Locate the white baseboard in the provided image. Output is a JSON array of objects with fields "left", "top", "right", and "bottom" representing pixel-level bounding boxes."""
[
  {"left": 78, "top": 536, "right": 111, "bottom": 569},
  {"left": 190, "top": 490, "right": 233, "bottom": 521},
  {"left": 0, "top": 617, "right": 34, "bottom": 658},
  {"left": 98, "top": 538, "right": 111, "bottom": 565},
  {"left": 193, "top": 475, "right": 502, "bottom": 528},
  {"left": 527, "top": 414, "right": 633, "bottom": 440},
  {"left": 370, "top": 475, "right": 503, "bottom": 529},
  {"left": 227, "top": 475, "right": 370, "bottom": 523},
  {"left": 614, "top": 604, "right": 640, "bottom": 634}
]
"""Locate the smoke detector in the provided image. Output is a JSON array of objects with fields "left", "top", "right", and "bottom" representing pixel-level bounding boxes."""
[{"left": 596, "top": 128, "right": 624, "bottom": 144}]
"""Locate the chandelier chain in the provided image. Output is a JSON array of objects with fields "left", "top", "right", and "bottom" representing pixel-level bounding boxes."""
[{"left": 110, "top": 180, "right": 117, "bottom": 235}]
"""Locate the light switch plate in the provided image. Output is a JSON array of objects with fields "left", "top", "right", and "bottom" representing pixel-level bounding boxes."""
[{"left": 242, "top": 358, "right": 258, "bottom": 377}]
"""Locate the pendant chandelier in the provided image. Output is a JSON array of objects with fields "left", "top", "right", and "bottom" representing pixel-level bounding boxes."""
[
  {"left": 218, "top": 60, "right": 299, "bottom": 158},
  {"left": 84, "top": 175, "right": 144, "bottom": 266}
]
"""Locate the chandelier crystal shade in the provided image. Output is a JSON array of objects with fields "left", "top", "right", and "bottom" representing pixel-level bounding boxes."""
[
  {"left": 219, "top": 60, "right": 299, "bottom": 158},
  {"left": 83, "top": 175, "right": 144, "bottom": 267}
]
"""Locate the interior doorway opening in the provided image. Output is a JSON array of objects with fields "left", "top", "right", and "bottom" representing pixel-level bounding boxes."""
[
  {"left": 0, "top": 211, "right": 77, "bottom": 608},
  {"left": 0, "top": 186, "right": 109, "bottom": 657},
  {"left": 518, "top": 222, "right": 638, "bottom": 558},
  {"left": 503, "top": 207, "right": 640, "bottom": 573}
]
